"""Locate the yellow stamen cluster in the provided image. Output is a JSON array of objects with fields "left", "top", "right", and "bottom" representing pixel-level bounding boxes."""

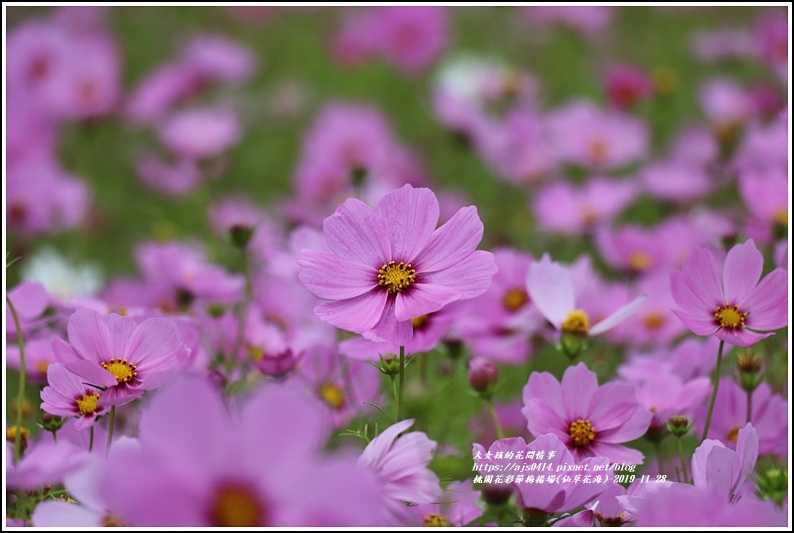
[
  {"left": 569, "top": 419, "right": 596, "bottom": 447},
  {"left": 101, "top": 513, "right": 125, "bottom": 527},
  {"left": 319, "top": 383, "right": 346, "bottom": 411},
  {"left": 562, "top": 309, "right": 590, "bottom": 336},
  {"left": 589, "top": 138, "right": 608, "bottom": 164},
  {"left": 628, "top": 251, "right": 651, "bottom": 272},
  {"left": 503, "top": 288, "right": 529, "bottom": 312},
  {"left": 714, "top": 304, "right": 747, "bottom": 330},
  {"left": 423, "top": 513, "right": 452, "bottom": 527},
  {"left": 101, "top": 358, "right": 138, "bottom": 384},
  {"left": 76, "top": 392, "right": 101, "bottom": 416},
  {"left": 209, "top": 484, "right": 265, "bottom": 527},
  {"left": 411, "top": 314, "right": 430, "bottom": 330},
  {"left": 378, "top": 261, "right": 416, "bottom": 294},
  {"left": 726, "top": 425, "right": 740, "bottom": 443},
  {"left": 643, "top": 312, "right": 665, "bottom": 331}
]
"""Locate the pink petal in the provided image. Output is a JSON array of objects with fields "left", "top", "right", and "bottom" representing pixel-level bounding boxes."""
[
  {"left": 106, "top": 313, "right": 137, "bottom": 361},
  {"left": 522, "top": 371, "right": 567, "bottom": 423},
  {"left": 376, "top": 184, "right": 439, "bottom": 263},
  {"left": 671, "top": 309, "right": 720, "bottom": 336},
  {"left": 715, "top": 327, "right": 773, "bottom": 347},
  {"left": 64, "top": 360, "right": 118, "bottom": 388},
  {"left": 297, "top": 250, "right": 377, "bottom": 300},
  {"left": 526, "top": 255, "right": 575, "bottom": 329},
  {"left": 706, "top": 446, "right": 740, "bottom": 495},
  {"left": 597, "top": 403, "right": 652, "bottom": 443},
  {"left": 734, "top": 424, "right": 758, "bottom": 496},
  {"left": 8, "top": 281, "right": 49, "bottom": 320},
  {"left": 52, "top": 338, "right": 82, "bottom": 365},
  {"left": 561, "top": 363, "right": 599, "bottom": 419},
  {"left": 315, "top": 288, "right": 387, "bottom": 333},
  {"left": 670, "top": 271, "right": 712, "bottom": 315},
  {"left": 742, "top": 268, "right": 788, "bottom": 331},
  {"left": 394, "top": 284, "right": 460, "bottom": 322},
  {"left": 365, "top": 296, "right": 413, "bottom": 345},
  {"left": 722, "top": 239, "right": 763, "bottom": 305},
  {"left": 32, "top": 501, "right": 102, "bottom": 527},
  {"left": 522, "top": 399, "right": 568, "bottom": 440},
  {"left": 415, "top": 206, "right": 483, "bottom": 272},
  {"left": 66, "top": 308, "right": 114, "bottom": 364},
  {"left": 323, "top": 197, "right": 390, "bottom": 267},
  {"left": 590, "top": 294, "right": 647, "bottom": 335},
  {"left": 679, "top": 247, "right": 724, "bottom": 306},
  {"left": 691, "top": 439, "right": 724, "bottom": 488},
  {"left": 418, "top": 251, "right": 497, "bottom": 299},
  {"left": 125, "top": 318, "right": 185, "bottom": 374},
  {"left": 587, "top": 384, "right": 642, "bottom": 431}
]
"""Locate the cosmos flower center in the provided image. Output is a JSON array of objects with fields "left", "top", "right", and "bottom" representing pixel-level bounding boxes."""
[
  {"left": 101, "top": 358, "right": 138, "bottom": 384},
  {"left": 773, "top": 208, "right": 788, "bottom": 226},
  {"left": 581, "top": 205, "right": 599, "bottom": 226},
  {"left": 36, "top": 360, "right": 51, "bottom": 376},
  {"left": 726, "top": 425, "right": 740, "bottom": 443},
  {"left": 411, "top": 314, "right": 430, "bottom": 330},
  {"left": 319, "top": 383, "right": 346, "bottom": 411},
  {"left": 209, "top": 483, "right": 266, "bottom": 527},
  {"left": 589, "top": 138, "right": 608, "bottom": 163},
  {"left": 100, "top": 512, "right": 125, "bottom": 527},
  {"left": 643, "top": 312, "right": 665, "bottom": 330},
  {"left": 628, "top": 251, "right": 651, "bottom": 272},
  {"left": 76, "top": 392, "right": 101, "bottom": 416},
  {"left": 714, "top": 304, "right": 747, "bottom": 330},
  {"left": 424, "top": 513, "right": 452, "bottom": 527},
  {"left": 6, "top": 425, "right": 30, "bottom": 443},
  {"left": 562, "top": 309, "right": 590, "bottom": 336},
  {"left": 503, "top": 288, "right": 529, "bottom": 312},
  {"left": 378, "top": 261, "right": 416, "bottom": 294},
  {"left": 569, "top": 419, "right": 596, "bottom": 447}
]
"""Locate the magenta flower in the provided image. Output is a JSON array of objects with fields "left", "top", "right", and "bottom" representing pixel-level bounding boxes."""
[
  {"left": 692, "top": 423, "right": 758, "bottom": 502},
  {"left": 52, "top": 308, "right": 190, "bottom": 406},
  {"left": 522, "top": 363, "right": 651, "bottom": 463},
  {"left": 41, "top": 363, "right": 110, "bottom": 429},
  {"left": 298, "top": 184, "right": 497, "bottom": 344},
  {"left": 696, "top": 378, "right": 787, "bottom": 457},
  {"left": 605, "top": 64, "right": 654, "bottom": 111},
  {"left": 158, "top": 106, "right": 241, "bottom": 160},
  {"left": 97, "top": 377, "right": 384, "bottom": 526},
  {"left": 670, "top": 239, "right": 788, "bottom": 347},
  {"left": 526, "top": 254, "right": 647, "bottom": 341},
  {"left": 357, "top": 419, "right": 441, "bottom": 525}
]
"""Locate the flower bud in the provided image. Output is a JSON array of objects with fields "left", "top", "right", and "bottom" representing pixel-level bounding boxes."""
[
  {"left": 737, "top": 351, "right": 763, "bottom": 392},
  {"left": 665, "top": 415, "right": 693, "bottom": 438},
  {"left": 468, "top": 357, "right": 498, "bottom": 395},
  {"left": 377, "top": 352, "right": 401, "bottom": 378},
  {"left": 755, "top": 468, "right": 788, "bottom": 508}
]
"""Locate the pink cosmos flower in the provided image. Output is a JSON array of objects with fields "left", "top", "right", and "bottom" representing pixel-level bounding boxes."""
[
  {"left": 532, "top": 177, "right": 637, "bottom": 235},
  {"left": 669, "top": 239, "right": 788, "bottom": 347},
  {"left": 691, "top": 27, "right": 755, "bottom": 62},
  {"left": 699, "top": 77, "right": 756, "bottom": 126},
  {"left": 622, "top": 368, "right": 711, "bottom": 432},
  {"left": 754, "top": 13, "right": 788, "bottom": 82},
  {"left": 158, "top": 107, "right": 241, "bottom": 160},
  {"left": 180, "top": 35, "right": 256, "bottom": 83},
  {"left": 357, "top": 419, "right": 441, "bottom": 525},
  {"left": 522, "top": 6, "right": 614, "bottom": 35},
  {"left": 553, "top": 482, "right": 639, "bottom": 527},
  {"left": 691, "top": 423, "right": 758, "bottom": 502},
  {"left": 41, "top": 363, "right": 110, "bottom": 429},
  {"left": 526, "top": 254, "right": 647, "bottom": 341},
  {"left": 52, "top": 308, "right": 190, "bottom": 406},
  {"left": 696, "top": 378, "right": 788, "bottom": 457},
  {"left": 98, "top": 377, "right": 384, "bottom": 526},
  {"left": 522, "top": 363, "right": 651, "bottom": 464},
  {"left": 621, "top": 337, "right": 719, "bottom": 383},
  {"left": 135, "top": 154, "right": 204, "bottom": 197},
  {"left": 545, "top": 101, "right": 648, "bottom": 170},
  {"left": 124, "top": 62, "right": 200, "bottom": 124},
  {"left": 6, "top": 281, "right": 50, "bottom": 339},
  {"left": 738, "top": 168, "right": 788, "bottom": 231},
  {"left": 298, "top": 184, "right": 497, "bottom": 345},
  {"left": 640, "top": 158, "right": 713, "bottom": 202}
]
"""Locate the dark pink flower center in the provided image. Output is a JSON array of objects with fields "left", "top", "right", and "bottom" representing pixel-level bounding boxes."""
[
  {"left": 714, "top": 304, "right": 747, "bottom": 330},
  {"left": 377, "top": 261, "right": 416, "bottom": 294}
]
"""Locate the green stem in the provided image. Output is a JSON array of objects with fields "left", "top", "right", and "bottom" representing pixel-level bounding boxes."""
[
  {"left": 487, "top": 400, "right": 505, "bottom": 440},
  {"left": 229, "top": 249, "right": 253, "bottom": 378},
  {"left": 89, "top": 426, "right": 94, "bottom": 454},
  {"left": 677, "top": 437, "right": 689, "bottom": 484},
  {"left": 746, "top": 390, "right": 752, "bottom": 425},
  {"left": 6, "top": 296, "right": 26, "bottom": 465},
  {"left": 106, "top": 406, "right": 116, "bottom": 454},
  {"left": 397, "top": 346, "right": 405, "bottom": 421},
  {"left": 655, "top": 441, "right": 664, "bottom": 478},
  {"left": 701, "top": 340, "right": 725, "bottom": 443}
]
